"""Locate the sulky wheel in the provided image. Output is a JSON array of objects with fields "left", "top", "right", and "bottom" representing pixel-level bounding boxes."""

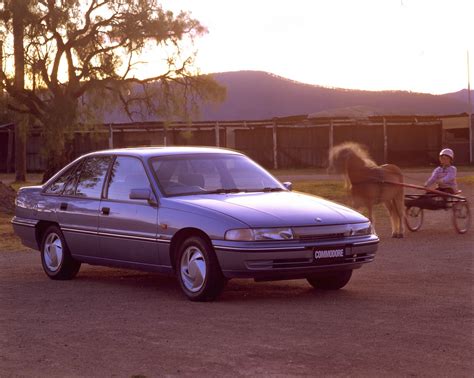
[
  {"left": 405, "top": 206, "right": 424, "bottom": 232},
  {"left": 452, "top": 202, "right": 471, "bottom": 234}
]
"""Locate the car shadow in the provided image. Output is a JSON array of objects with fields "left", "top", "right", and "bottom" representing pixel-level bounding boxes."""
[{"left": 73, "top": 266, "right": 372, "bottom": 304}]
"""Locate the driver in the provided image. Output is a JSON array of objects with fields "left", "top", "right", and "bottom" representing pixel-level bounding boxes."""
[{"left": 424, "top": 148, "right": 458, "bottom": 194}]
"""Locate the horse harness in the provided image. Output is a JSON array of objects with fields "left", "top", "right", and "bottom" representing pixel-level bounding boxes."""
[{"left": 351, "top": 167, "right": 386, "bottom": 204}]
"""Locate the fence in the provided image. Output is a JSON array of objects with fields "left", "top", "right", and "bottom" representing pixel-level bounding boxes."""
[{"left": 0, "top": 115, "right": 446, "bottom": 172}]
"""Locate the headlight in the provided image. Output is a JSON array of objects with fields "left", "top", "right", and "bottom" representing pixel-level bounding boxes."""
[
  {"left": 225, "top": 228, "right": 294, "bottom": 241},
  {"left": 349, "top": 222, "right": 374, "bottom": 236}
]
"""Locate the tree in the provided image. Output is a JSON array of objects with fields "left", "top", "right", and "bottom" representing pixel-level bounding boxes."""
[
  {"left": 1, "top": 0, "right": 31, "bottom": 181},
  {"left": 0, "top": 0, "right": 225, "bottom": 181}
]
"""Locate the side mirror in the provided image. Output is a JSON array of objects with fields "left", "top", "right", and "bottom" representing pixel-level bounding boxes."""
[
  {"left": 283, "top": 181, "right": 293, "bottom": 191},
  {"left": 129, "top": 188, "right": 157, "bottom": 206}
]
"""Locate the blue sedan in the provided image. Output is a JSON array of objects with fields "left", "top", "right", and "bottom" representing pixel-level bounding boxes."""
[{"left": 12, "top": 147, "right": 378, "bottom": 301}]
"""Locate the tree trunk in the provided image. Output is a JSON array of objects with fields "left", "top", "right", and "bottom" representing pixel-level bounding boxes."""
[
  {"left": 12, "top": 0, "right": 27, "bottom": 182},
  {"left": 14, "top": 115, "right": 27, "bottom": 180}
]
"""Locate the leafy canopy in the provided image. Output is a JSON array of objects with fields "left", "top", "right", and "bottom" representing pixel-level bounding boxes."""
[{"left": 0, "top": 0, "right": 225, "bottom": 164}]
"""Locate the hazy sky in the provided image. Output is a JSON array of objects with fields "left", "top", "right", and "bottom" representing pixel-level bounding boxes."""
[{"left": 158, "top": 0, "right": 473, "bottom": 95}]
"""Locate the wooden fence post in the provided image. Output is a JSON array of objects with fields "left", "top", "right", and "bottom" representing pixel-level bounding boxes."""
[
  {"left": 273, "top": 121, "right": 278, "bottom": 169},
  {"left": 108, "top": 124, "right": 113, "bottom": 149},
  {"left": 215, "top": 122, "right": 220, "bottom": 147},
  {"left": 383, "top": 117, "right": 388, "bottom": 163},
  {"left": 329, "top": 119, "right": 334, "bottom": 150},
  {"left": 226, "top": 127, "right": 235, "bottom": 149}
]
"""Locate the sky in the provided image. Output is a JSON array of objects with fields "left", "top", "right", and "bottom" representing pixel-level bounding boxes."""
[{"left": 157, "top": 0, "right": 473, "bottom": 95}]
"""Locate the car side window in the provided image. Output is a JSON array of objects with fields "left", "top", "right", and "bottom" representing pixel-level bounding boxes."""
[
  {"left": 63, "top": 169, "right": 81, "bottom": 196},
  {"left": 75, "top": 156, "right": 112, "bottom": 198},
  {"left": 106, "top": 156, "right": 151, "bottom": 202},
  {"left": 44, "top": 163, "right": 78, "bottom": 194}
]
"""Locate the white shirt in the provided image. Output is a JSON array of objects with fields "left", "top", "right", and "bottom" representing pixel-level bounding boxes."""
[{"left": 425, "top": 165, "right": 458, "bottom": 192}]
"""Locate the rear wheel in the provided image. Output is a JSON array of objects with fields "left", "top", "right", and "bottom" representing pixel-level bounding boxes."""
[
  {"left": 176, "top": 236, "right": 226, "bottom": 301},
  {"left": 452, "top": 202, "right": 471, "bottom": 234},
  {"left": 405, "top": 206, "right": 424, "bottom": 232},
  {"left": 41, "top": 226, "right": 81, "bottom": 280},
  {"left": 306, "top": 270, "right": 352, "bottom": 290}
]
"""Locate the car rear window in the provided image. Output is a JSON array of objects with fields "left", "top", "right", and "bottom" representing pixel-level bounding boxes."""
[
  {"left": 44, "top": 163, "right": 79, "bottom": 195},
  {"left": 75, "top": 156, "right": 112, "bottom": 198}
]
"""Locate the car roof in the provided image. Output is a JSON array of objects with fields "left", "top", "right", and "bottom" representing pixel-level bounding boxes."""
[{"left": 85, "top": 146, "right": 243, "bottom": 158}]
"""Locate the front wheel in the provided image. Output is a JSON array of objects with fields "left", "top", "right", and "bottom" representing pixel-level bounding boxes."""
[
  {"left": 41, "top": 225, "right": 81, "bottom": 280},
  {"left": 176, "top": 236, "right": 226, "bottom": 301},
  {"left": 452, "top": 202, "right": 471, "bottom": 234},
  {"left": 306, "top": 270, "right": 352, "bottom": 290},
  {"left": 405, "top": 206, "right": 424, "bottom": 232}
]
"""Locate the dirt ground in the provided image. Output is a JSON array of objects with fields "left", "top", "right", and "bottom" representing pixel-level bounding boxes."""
[{"left": 1, "top": 177, "right": 473, "bottom": 377}]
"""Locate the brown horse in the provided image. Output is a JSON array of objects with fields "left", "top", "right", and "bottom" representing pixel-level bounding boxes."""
[{"left": 328, "top": 142, "right": 405, "bottom": 238}]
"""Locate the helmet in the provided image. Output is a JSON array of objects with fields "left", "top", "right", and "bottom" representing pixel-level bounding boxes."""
[{"left": 439, "top": 148, "right": 454, "bottom": 160}]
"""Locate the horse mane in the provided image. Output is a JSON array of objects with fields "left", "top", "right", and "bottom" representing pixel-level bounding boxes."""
[{"left": 329, "top": 142, "right": 378, "bottom": 172}]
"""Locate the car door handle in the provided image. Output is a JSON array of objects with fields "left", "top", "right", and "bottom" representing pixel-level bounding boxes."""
[
  {"left": 60, "top": 202, "right": 68, "bottom": 211},
  {"left": 101, "top": 207, "right": 110, "bottom": 215}
]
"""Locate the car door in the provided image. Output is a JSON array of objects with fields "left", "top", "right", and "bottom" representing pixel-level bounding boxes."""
[
  {"left": 98, "top": 155, "right": 159, "bottom": 265},
  {"left": 55, "top": 155, "right": 112, "bottom": 258}
]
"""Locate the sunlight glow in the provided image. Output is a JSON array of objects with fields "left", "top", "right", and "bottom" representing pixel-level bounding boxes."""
[{"left": 155, "top": 0, "right": 473, "bottom": 94}]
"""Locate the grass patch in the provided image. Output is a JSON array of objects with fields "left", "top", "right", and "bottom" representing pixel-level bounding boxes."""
[
  {"left": 0, "top": 213, "right": 26, "bottom": 251},
  {"left": 0, "top": 175, "right": 40, "bottom": 252},
  {"left": 458, "top": 175, "right": 474, "bottom": 184},
  {"left": 10, "top": 180, "right": 42, "bottom": 192},
  {"left": 270, "top": 168, "right": 328, "bottom": 176},
  {"left": 292, "top": 179, "right": 393, "bottom": 220},
  {"left": 293, "top": 180, "right": 349, "bottom": 205},
  {"left": 0, "top": 173, "right": 43, "bottom": 184}
]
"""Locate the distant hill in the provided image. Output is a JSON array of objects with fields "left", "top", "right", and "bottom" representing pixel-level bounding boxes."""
[
  {"left": 441, "top": 88, "right": 474, "bottom": 104},
  {"left": 199, "top": 71, "right": 472, "bottom": 120},
  {"left": 101, "top": 70, "right": 473, "bottom": 123}
]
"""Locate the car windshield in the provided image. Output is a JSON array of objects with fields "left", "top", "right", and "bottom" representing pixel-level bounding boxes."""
[{"left": 150, "top": 153, "right": 285, "bottom": 197}]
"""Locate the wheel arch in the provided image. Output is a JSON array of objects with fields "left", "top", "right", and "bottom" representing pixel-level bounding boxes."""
[
  {"left": 169, "top": 227, "right": 213, "bottom": 271},
  {"left": 35, "top": 220, "right": 60, "bottom": 249}
]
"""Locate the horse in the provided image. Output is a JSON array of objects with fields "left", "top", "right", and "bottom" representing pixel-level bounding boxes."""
[{"left": 328, "top": 142, "right": 405, "bottom": 238}]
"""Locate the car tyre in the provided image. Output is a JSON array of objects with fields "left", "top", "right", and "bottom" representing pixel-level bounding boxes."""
[
  {"left": 306, "top": 270, "right": 352, "bottom": 290},
  {"left": 41, "top": 225, "right": 81, "bottom": 280},
  {"left": 176, "top": 236, "right": 226, "bottom": 301}
]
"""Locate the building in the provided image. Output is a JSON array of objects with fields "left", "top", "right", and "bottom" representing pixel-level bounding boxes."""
[{"left": 1, "top": 113, "right": 471, "bottom": 173}]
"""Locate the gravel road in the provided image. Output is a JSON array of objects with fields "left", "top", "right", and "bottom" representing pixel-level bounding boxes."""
[{"left": 1, "top": 181, "right": 472, "bottom": 377}]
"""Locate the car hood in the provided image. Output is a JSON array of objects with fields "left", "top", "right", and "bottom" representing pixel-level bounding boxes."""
[{"left": 172, "top": 191, "right": 367, "bottom": 227}]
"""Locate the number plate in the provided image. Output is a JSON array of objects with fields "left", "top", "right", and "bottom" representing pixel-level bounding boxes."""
[{"left": 313, "top": 248, "right": 345, "bottom": 260}]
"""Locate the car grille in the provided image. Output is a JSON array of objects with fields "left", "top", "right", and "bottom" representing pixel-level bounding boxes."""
[
  {"left": 246, "top": 252, "right": 375, "bottom": 270},
  {"left": 297, "top": 233, "right": 346, "bottom": 242},
  {"left": 292, "top": 225, "right": 351, "bottom": 242}
]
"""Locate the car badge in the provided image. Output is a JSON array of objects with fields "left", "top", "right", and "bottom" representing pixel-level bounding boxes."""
[{"left": 315, "top": 217, "right": 323, "bottom": 223}]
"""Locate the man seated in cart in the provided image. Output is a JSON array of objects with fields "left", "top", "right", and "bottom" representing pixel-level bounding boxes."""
[{"left": 424, "top": 148, "right": 458, "bottom": 194}]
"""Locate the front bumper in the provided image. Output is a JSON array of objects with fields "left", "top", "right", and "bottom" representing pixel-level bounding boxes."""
[{"left": 213, "top": 235, "right": 379, "bottom": 279}]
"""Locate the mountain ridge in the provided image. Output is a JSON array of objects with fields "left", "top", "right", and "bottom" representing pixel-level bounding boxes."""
[
  {"left": 99, "top": 70, "right": 473, "bottom": 123},
  {"left": 198, "top": 70, "right": 472, "bottom": 121}
]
